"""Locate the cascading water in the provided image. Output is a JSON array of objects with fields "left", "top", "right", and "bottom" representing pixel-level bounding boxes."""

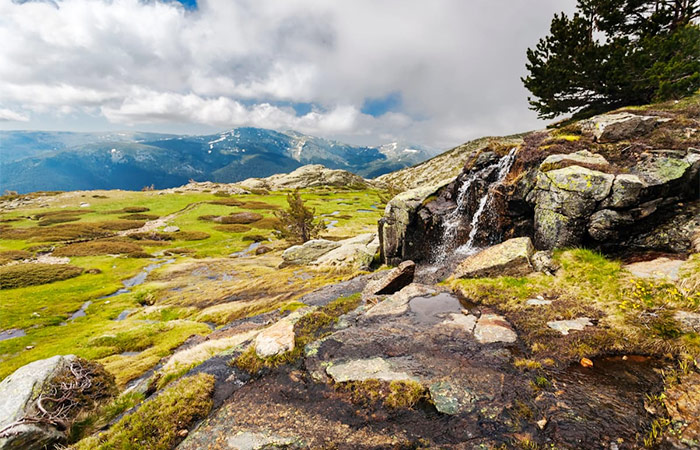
[{"left": 432, "top": 148, "right": 517, "bottom": 263}]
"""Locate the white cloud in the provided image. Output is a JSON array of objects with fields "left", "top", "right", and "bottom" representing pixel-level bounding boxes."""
[
  {"left": 0, "top": 0, "right": 576, "bottom": 148},
  {"left": 0, "top": 108, "right": 29, "bottom": 122}
]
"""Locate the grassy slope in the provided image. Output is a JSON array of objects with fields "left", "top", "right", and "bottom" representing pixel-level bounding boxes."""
[{"left": 0, "top": 186, "right": 384, "bottom": 382}]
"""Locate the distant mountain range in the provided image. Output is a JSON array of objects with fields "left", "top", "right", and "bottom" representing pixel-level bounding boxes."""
[{"left": 0, "top": 128, "right": 436, "bottom": 193}]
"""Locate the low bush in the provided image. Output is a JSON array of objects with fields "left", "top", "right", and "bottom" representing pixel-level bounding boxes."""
[
  {"left": 0, "top": 263, "right": 84, "bottom": 289},
  {"left": 38, "top": 215, "right": 81, "bottom": 226},
  {"left": 118, "top": 214, "right": 159, "bottom": 221},
  {"left": 34, "top": 209, "right": 93, "bottom": 219},
  {"left": 1, "top": 223, "right": 112, "bottom": 242},
  {"left": 239, "top": 201, "right": 279, "bottom": 210},
  {"left": 208, "top": 198, "right": 243, "bottom": 206},
  {"left": 0, "top": 249, "right": 32, "bottom": 265},
  {"left": 96, "top": 220, "right": 146, "bottom": 231},
  {"left": 242, "top": 234, "right": 267, "bottom": 242},
  {"left": 53, "top": 241, "right": 143, "bottom": 257},
  {"left": 251, "top": 217, "right": 282, "bottom": 230},
  {"left": 72, "top": 373, "right": 215, "bottom": 450},
  {"left": 170, "top": 231, "right": 210, "bottom": 241},
  {"left": 213, "top": 224, "right": 251, "bottom": 233},
  {"left": 219, "top": 212, "right": 263, "bottom": 224},
  {"left": 105, "top": 206, "right": 150, "bottom": 214}
]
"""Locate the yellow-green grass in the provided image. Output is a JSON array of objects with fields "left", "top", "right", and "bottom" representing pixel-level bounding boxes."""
[
  {"left": 0, "top": 187, "right": 383, "bottom": 386},
  {"left": 449, "top": 249, "right": 700, "bottom": 364},
  {"left": 71, "top": 373, "right": 215, "bottom": 450}
]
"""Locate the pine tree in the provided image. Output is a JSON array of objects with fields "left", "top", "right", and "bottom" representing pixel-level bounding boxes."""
[
  {"left": 523, "top": 0, "right": 700, "bottom": 119},
  {"left": 274, "top": 189, "right": 325, "bottom": 244}
]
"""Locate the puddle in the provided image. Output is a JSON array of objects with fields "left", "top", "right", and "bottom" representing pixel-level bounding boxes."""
[
  {"left": 357, "top": 209, "right": 375, "bottom": 213},
  {"left": 0, "top": 328, "right": 26, "bottom": 341},
  {"left": 547, "top": 355, "right": 668, "bottom": 447},
  {"left": 68, "top": 301, "right": 92, "bottom": 321},
  {"left": 222, "top": 273, "right": 234, "bottom": 282},
  {"left": 101, "top": 258, "right": 176, "bottom": 300},
  {"left": 120, "top": 351, "right": 141, "bottom": 357},
  {"left": 409, "top": 293, "right": 470, "bottom": 324},
  {"left": 326, "top": 220, "right": 339, "bottom": 229},
  {"left": 231, "top": 242, "right": 260, "bottom": 258},
  {"left": 115, "top": 309, "right": 132, "bottom": 321},
  {"left": 370, "top": 204, "right": 378, "bottom": 209}
]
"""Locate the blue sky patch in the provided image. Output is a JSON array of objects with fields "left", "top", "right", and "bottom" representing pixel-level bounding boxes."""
[{"left": 361, "top": 92, "right": 402, "bottom": 117}]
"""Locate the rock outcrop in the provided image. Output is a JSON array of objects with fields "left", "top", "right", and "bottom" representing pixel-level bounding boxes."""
[
  {"left": 378, "top": 106, "right": 699, "bottom": 262},
  {"left": 0, "top": 356, "right": 115, "bottom": 450},
  {"left": 452, "top": 237, "right": 534, "bottom": 279},
  {"left": 580, "top": 112, "right": 661, "bottom": 143},
  {"left": 281, "top": 234, "right": 380, "bottom": 270},
  {"left": 527, "top": 149, "right": 699, "bottom": 249},
  {"left": 280, "top": 240, "right": 341, "bottom": 267},
  {"left": 379, "top": 180, "right": 452, "bottom": 265},
  {"left": 312, "top": 234, "right": 379, "bottom": 270},
  {"left": 255, "top": 320, "right": 295, "bottom": 358},
  {"left": 240, "top": 165, "right": 370, "bottom": 191}
]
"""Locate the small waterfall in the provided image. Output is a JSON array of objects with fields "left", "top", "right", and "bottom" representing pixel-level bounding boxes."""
[{"left": 432, "top": 148, "right": 517, "bottom": 263}]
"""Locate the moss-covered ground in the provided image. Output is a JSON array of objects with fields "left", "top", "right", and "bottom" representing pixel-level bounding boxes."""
[{"left": 0, "top": 187, "right": 384, "bottom": 383}]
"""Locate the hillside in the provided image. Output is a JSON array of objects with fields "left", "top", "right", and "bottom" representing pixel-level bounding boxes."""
[
  {"left": 0, "top": 94, "right": 698, "bottom": 450},
  {"left": 0, "top": 128, "right": 435, "bottom": 193}
]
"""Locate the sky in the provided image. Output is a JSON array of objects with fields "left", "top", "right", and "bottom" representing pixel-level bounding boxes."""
[{"left": 0, "top": 0, "right": 576, "bottom": 150}]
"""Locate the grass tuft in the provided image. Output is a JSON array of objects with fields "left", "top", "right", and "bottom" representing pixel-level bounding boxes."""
[{"left": 0, "top": 263, "right": 84, "bottom": 289}]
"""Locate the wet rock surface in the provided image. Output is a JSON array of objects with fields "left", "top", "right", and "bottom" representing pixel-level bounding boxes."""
[
  {"left": 452, "top": 237, "right": 534, "bottom": 279},
  {"left": 362, "top": 260, "right": 415, "bottom": 299},
  {"left": 179, "top": 281, "right": 671, "bottom": 449}
]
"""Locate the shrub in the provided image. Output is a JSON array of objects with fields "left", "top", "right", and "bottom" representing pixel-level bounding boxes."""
[
  {"left": 167, "top": 231, "right": 210, "bottom": 241},
  {"left": 274, "top": 189, "right": 325, "bottom": 244},
  {"left": 71, "top": 373, "right": 215, "bottom": 450},
  {"left": 96, "top": 220, "right": 145, "bottom": 231},
  {"left": 250, "top": 217, "right": 282, "bottom": 230},
  {"left": 213, "top": 224, "right": 251, "bottom": 233},
  {"left": 34, "top": 209, "right": 93, "bottom": 219},
  {"left": 239, "top": 201, "right": 279, "bottom": 210},
  {"left": 118, "top": 214, "right": 159, "bottom": 221},
  {"left": 105, "top": 206, "right": 150, "bottom": 214},
  {"left": 207, "top": 198, "right": 242, "bottom": 206},
  {"left": 220, "top": 212, "right": 263, "bottom": 224},
  {"left": 54, "top": 241, "right": 143, "bottom": 257},
  {"left": 0, "top": 263, "right": 84, "bottom": 289},
  {"left": 38, "top": 215, "right": 81, "bottom": 226},
  {"left": 0, "top": 249, "right": 32, "bottom": 265},
  {"left": 241, "top": 234, "right": 267, "bottom": 242}
]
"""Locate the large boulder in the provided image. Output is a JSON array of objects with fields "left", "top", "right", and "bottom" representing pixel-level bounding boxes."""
[
  {"left": 527, "top": 148, "right": 699, "bottom": 249},
  {"left": 379, "top": 180, "right": 452, "bottom": 265},
  {"left": 362, "top": 260, "right": 415, "bottom": 299},
  {"left": 241, "top": 165, "right": 370, "bottom": 191},
  {"left": 581, "top": 112, "right": 659, "bottom": 142},
  {"left": 451, "top": 237, "right": 534, "bottom": 279},
  {"left": 280, "top": 239, "right": 341, "bottom": 267},
  {"left": 529, "top": 164, "right": 615, "bottom": 248},
  {"left": 312, "top": 234, "right": 379, "bottom": 270},
  {"left": 0, "top": 355, "right": 115, "bottom": 450}
]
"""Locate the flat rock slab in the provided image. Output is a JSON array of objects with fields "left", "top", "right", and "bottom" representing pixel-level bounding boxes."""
[
  {"left": 452, "top": 237, "right": 534, "bottom": 279},
  {"left": 226, "top": 431, "right": 299, "bottom": 450},
  {"left": 280, "top": 239, "right": 341, "bottom": 267},
  {"left": 540, "top": 150, "right": 610, "bottom": 172},
  {"left": 526, "top": 298, "right": 552, "bottom": 306},
  {"left": 441, "top": 313, "right": 477, "bottom": 332},
  {"left": 363, "top": 260, "right": 415, "bottom": 298},
  {"left": 625, "top": 257, "right": 686, "bottom": 282},
  {"left": 255, "top": 320, "right": 294, "bottom": 358},
  {"left": 547, "top": 317, "right": 593, "bottom": 335},
  {"left": 473, "top": 314, "right": 517, "bottom": 344},
  {"left": 364, "top": 283, "right": 437, "bottom": 318},
  {"left": 326, "top": 357, "right": 419, "bottom": 383}
]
